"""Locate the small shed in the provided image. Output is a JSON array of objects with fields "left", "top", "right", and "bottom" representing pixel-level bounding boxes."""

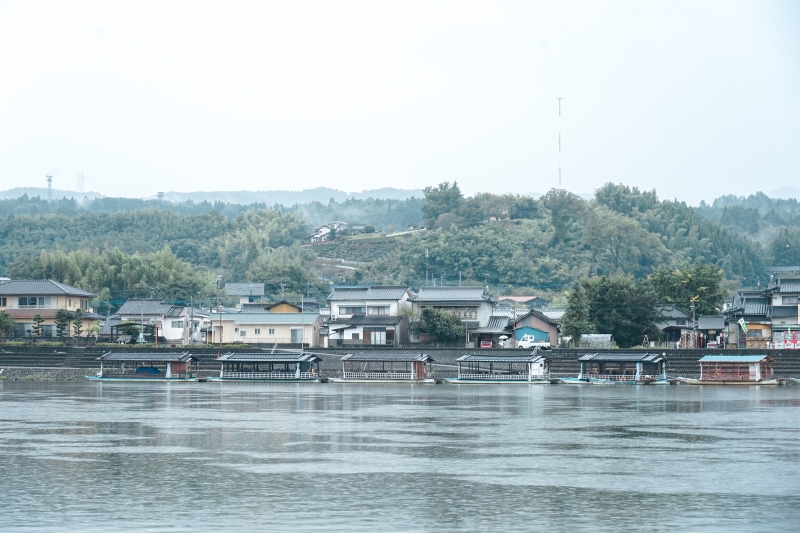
[
  {"left": 213, "top": 352, "right": 321, "bottom": 382},
  {"left": 332, "top": 352, "right": 434, "bottom": 383},
  {"left": 89, "top": 351, "right": 199, "bottom": 381},
  {"left": 576, "top": 353, "right": 666, "bottom": 382},
  {"left": 697, "top": 355, "right": 773, "bottom": 383},
  {"left": 447, "top": 354, "right": 549, "bottom": 383}
]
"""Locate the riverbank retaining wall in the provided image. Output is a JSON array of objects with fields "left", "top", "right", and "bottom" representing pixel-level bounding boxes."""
[{"left": 3, "top": 346, "right": 800, "bottom": 379}]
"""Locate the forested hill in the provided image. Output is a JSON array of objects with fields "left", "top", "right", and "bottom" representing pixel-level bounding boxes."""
[{"left": 2, "top": 183, "right": 797, "bottom": 306}]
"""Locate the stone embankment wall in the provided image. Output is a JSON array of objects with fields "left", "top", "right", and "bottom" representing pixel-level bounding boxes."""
[{"left": 3, "top": 346, "right": 800, "bottom": 380}]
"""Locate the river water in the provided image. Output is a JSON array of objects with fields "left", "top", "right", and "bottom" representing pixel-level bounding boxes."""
[{"left": 1, "top": 382, "right": 798, "bottom": 532}]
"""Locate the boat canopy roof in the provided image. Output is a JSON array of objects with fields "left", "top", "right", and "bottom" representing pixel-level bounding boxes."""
[
  {"left": 217, "top": 352, "right": 321, "bottom": 363},
  {"left": 578, "top": 353, "right": 664, "bottom": 363},
  {"left": 457, "top": 354, "right": 545, "bottom": 363},
  {"left": 698, "top": 355, "right": 771, "bottom": 363},
  {"left": 340, "top": 352, "right": 432, "bottom": 363},
  {"left": 97, "top": 351, "right": 197, "bottom": 363}
]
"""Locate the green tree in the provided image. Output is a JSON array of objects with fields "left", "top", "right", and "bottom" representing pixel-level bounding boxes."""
[
  {"left": 0, "top": 312, "right": 16, "bottom": 337},
  {"left": 363, "top": 225, "right": 376, "bottom": 234},
  {"left": 55, "top": 308, "right": 70, "bottom": 338},
  {"left": 561, "top": 280, "right": 593, "bottom": 346},
  {"left": 412, "top": 307, "right": 465, "bottom": 343},
  {"left": 648, "top": 263, "right": 727, "bottom": 316},
  {"left": 72, "top": 308, "right": 83, "bottom": 337},
  {"left": 32, "top": 314, "right": 45, "bottom": 338},
  {"left": 541, "top": 189, "right": 587, "bottom": 245},
  {"left": 421, "top": 182, "right": 463, "bottom": 227},
  {"left": 768, "top": 227, "right": 800, "bottom": 267},
  {"left": 584, "top": 276, "right": 661, "bottom": 348}
]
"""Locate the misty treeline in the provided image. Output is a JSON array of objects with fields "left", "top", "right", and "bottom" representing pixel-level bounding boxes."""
[{"left": 3, "top": 183, "right": 800, "bottom": 305}]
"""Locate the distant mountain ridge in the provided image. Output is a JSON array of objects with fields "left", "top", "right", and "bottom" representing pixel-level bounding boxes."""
[{"left": 0, "top": 186, "right": 423, "bottom": 204}]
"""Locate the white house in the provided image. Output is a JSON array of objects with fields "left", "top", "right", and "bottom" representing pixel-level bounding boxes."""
[
  {"left": 410, "top": 286, "right": 496, "bottom": 344},
  {"left": 326, "top": 285, "right": 412, "bottom": 347}
]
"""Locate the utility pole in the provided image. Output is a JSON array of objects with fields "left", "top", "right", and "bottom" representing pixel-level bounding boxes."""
[
  {"left": 280, "top": 280, "right": 285, "bottom": 299},
  {"left": 690, "top": 301, "right": 697, "bottom": 350},
  {"left": 216, "top": 275, "right": 223, "bottom": 348},
  {"left": 425, "top": 249, "right": 429, "bottom": 286},
  {"left": 189, "top": 296, "right": 193, "bottom": 345},
  {"left": 46, "top": 174, "right": 53, "bottom": 201},
  {"left": 459, "top": 271, "right": 462, "bottom": 287},
  {"left": 556, "top": 97, "right": 564, "bottom": 187}
]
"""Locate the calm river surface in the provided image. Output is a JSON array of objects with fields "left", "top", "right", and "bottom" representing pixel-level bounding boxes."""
[{"left": 1, "top": 382, "right": 799, "bottom": 532}]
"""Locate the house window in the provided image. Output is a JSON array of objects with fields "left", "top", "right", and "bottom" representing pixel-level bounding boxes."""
[
  {"left": 235, "top": 327, "right": 239, "bottom": 332},
  {"left": 240, "top": 331, "right": 246, "bottom": 337},
  {"left": 782, "top": 296, "right": 798, "bottom": 305},
  {"left": 255, "top": 328, "right": 261, "bottom": 335},
  {"left": 67, "top": 298, "right": 72, "bottom": 307},
  {"left": 339, "top": 306, "right": 366, "bottom": 315},
  {"left": 368, "top": 306, "right": 389, "bottom": 315},
  {"left": 269, "top": 328, "right": 275, "bottom": 335},
  {"left": 18, "top": 296, "right": 51, "bottom": 308},
  {"left": 676, "top": 319, "right": 686, "bottom": 326},
  {"left": 171, "top": 321, "right": 184, "bottom": 328},
  {"left": 0, "top": 297, "right": 6, "bottom": 307},
  {"left": 81, "top": 299, "right": 89, "bottom": 311},
  {"left": 351, "top": 333, "right": 360, "bottom": 340}
]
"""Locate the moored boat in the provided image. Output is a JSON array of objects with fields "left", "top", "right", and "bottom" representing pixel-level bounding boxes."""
[
  {"left": 86, "top": 351, "right": 199, "bottom": 381},
  {"left": 208, "top": 351, "right": 321, "bottom": 382},
  {"left": 329, "top": 352, "right": 434, "bottom": 383},
  {"left": 680, "top": 355, "right": 777, "bottom": 385},
  {"left": 444, "top": 353, "right": 549, "bottom": 384},
  {"left": 559, "top": 353, "right": 667, "bottom": 385}
]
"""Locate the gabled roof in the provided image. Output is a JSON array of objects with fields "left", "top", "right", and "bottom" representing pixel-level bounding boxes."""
[
  {"left": 539, "top": 309, "right": 566, "bottom": 321},
  {"left": 117, "top": 299, "right": 176, "bottom": 316},
  {"left": 578, "top": 353, "right": 663, "bottom": 363},
  {"left": 698, "top": 355, "right": 771, "bottom": 363},
  {"left": 473, "top": 316, "right": 509, "bottom": 333},
  {"left": 769, "top": 306, "right": 798, "bottom": 318},
  {"left": 512, "top": 309, "right": 559, "bottom": 327},
  {"left": 411, "top": 286, "right": 491, "bottom": 303},
  {"left": 697, "top": 315, "right": 724, "bottom": 329},
  {"left": 656, "top": 305, "right": 690, "bottom": 319},
  {"left": 328, "top": 285, "right": 410, "bottom": 301},
  {"left": 767, "top": 278, "right": 800, "bottom": 293},
  {"left": 97, "top": 351, "right": 197, "bottom": 362},
  {"left": 224, "top": 283, "right": 265, "bottom": 296},
  {"left": 217, "top": 352, "right": 321, "bottom": 363},
  {"left": 0, "top": 279, "right": 95, "bottom": 297},
  {"left": 340, "top": 352, "right": 432, "bottom": 362}
]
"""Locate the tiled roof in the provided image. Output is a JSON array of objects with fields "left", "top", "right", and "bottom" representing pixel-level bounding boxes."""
[
  {"left": 117, "top": 299, "right": 176, "bottom": 316},
  {"left": 0, "top": 279, "right": 95, "bottom": 297},
  {"left": 411, "top": 286, "right": 490, "bottom": 302},
  {"left": 224, "top": 283, "right": 265, "bottom": 296},
  {"left": 776, "top": 280, "right": 800, "bottom": 293},
  {"left": 457, "top": 354, "right": 545, "bottom": 363},
  {"left": 578, "top": 353, "right": 664, "bottom": 363},
  {"left": 515, "top": 309, "right": 560, "bottom": 326},
  {"left": 328, "top": 315, "right": 402, "bottom": 326},
  {"left": 98, "top": 351, "right": 197, "bottom": 362},
  {"left": 697, "top": 315, "right": 724, "bottom": 329},
  {"left": 164, "top": 307, "right": 185, "bottom": 318},
  {"left": 340, "top": 352, "right": 432, "bottom": 362},
  {"left": 217, "top": 352, "right": 321, "bottom": 363},
  {"left": 540, "top": 309, "right": 566, "bottom": 321},
  {"left": 211, "top": 312, "right": 319, "bottom": 324},
  {"left": 487, "top": 316, "right": 510, "bottom": 330},
  {"left": 656, "top": 305, "right": 690, "bottom": 319},
  {"left": 743, "top": 298, "right": 769, "bottom": 316},
  {"left": 769, "top": 306, "right": 798, "bottom": 318},
  {"left": 240, "top": 303, "right": 271, "bottom": 313},
  {"left": 328, "top": 286, "right": 410, "bottom": 301}
]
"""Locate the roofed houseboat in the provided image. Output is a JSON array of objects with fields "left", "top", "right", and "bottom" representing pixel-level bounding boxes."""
[
  {"left": 329, "top": 353, "right": 434, "bottom": 383},
  {"left": 680, "top": 355, "right": 777, "bottom": 385},
  {"left": 209, "top": 352, "right": 321, "bottom": 382},
  {"left": 444, "top": 354, "right": 549, "bottom": 384},
  {"left": 86, "top": 352, "right": 199, "bottom": 382},
  {"left": 560, "top": 353, "right": 667, "bottom": 384}
]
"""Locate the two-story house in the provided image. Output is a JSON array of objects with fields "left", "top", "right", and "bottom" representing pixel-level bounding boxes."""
[
  {"left": 209, "top": 311, "right": 322, "bottom": 346},
  {"left": 0, "top": 279, "right": 100, "bottom": 337},
  {"left": 410, "top": 286, "right": 496, "bottom": 344},
  {"left": 326, "top": 285, "right": 412, "bottom": 346}
]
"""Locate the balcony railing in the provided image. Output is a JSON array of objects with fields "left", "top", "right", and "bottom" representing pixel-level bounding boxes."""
[
  {"left": 343, "top": 372, "right": 414, "bottom": 380},
  {"left": 221, "top": 371, "right": 316, "bottom": 380},
  {"left": 9, "top": 304, "right": 58, "bottom": 309},
  {"left": 584, "top": 373, "right": 638, "bottom": 381}
]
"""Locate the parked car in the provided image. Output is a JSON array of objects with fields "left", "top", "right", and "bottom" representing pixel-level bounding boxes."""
[{"left": 516, "top": 334, "right": 550, "bottom": 349}]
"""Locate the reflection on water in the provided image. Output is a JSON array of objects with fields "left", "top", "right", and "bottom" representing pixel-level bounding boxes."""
[{"left": 1, "top": 382, "right": 799, "bottom": 532}]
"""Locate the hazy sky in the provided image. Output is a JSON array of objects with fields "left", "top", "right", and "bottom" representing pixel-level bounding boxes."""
[{"left": 0, "top": 0, "right": 798, "bottom": 203}]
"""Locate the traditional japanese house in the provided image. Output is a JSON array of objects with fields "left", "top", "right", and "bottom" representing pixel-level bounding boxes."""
[
  {"left": 330, "top": 353, "right": 434, "bottom": 383},
  {"left": 210, "top": 352, "right": 321, "bottom": 382},
  {"left": 560, "top": 353, "right": 667, "bottom": 384},
  {"left": 86, "top": 352, "right": 199, "bottom": 381},
  {"left": 445, "top": 354, "right": 549, "bottom": 384},
  {"left": 682, "top": 355, "right": 776, "bottom": 385}
]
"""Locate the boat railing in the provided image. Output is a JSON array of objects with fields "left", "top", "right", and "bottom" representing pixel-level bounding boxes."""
[
  {"left": 585, "top": 373, "right": 639, "bottom": 381},
  {"left": 98, "top": 371, "right": 196, "bottom": 379},
  {"left": 457, "top": 373, "right": 539, "bottom": 380},
  {"left": 343, "top": 371, "right": 414, "bottom": 380},
  {"left": 221, "top": 371, "right": 316, "bottom": 380}
]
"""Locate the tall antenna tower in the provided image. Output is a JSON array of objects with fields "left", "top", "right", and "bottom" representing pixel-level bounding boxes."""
[
  {"left": 556, "top": 97, "right": 564, "bottom": 186},
  {"left": 46, "top": 174, "right": 53, "bottom": 201},
  {"left": 157, "top": 192, "right": 165, "bottom": 201},
  {"left": 77, "top": 172, "right": 84, "bottom": 193}
]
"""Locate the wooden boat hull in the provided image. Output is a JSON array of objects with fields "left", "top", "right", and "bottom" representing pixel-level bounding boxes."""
[
  {"left": 85, "top": 375, "right": 196, "bottom": 382},
  {"left": 207, "top": 377, "right": 320, "bottom": 383},
  {"left": 443, "top": 377, "right": 550, "bottom": 384},
  {"left": 328, "top": 377, "right": 435, "bottom": 384},
  {"left": 679, "top": 378, "right": 779, "bottom": 386}
]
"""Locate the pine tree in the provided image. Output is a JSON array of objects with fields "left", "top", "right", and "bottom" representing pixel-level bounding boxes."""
[
  {"left": 561, "top": 281, "right": 592, "bottom": 346},
  {"left": 32, "top": 314, "right": 45, "bottom": 338},
  {"left": 72, "top": 308, "right": 84, "bottom": 337},
  {"left": 55, "top": 309, "right": 70, "bottom": 338}
]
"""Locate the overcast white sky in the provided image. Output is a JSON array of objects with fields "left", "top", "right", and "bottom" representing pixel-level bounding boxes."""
[{"left": 0, "top": 0, "right": 798, "bottom": 203}]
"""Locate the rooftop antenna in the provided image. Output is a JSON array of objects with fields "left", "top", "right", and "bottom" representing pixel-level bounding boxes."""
[
  {"left": 556, "top": 97, "right": 564, "bottom": 186},
  {"left": 46, "top": 174, "right": 53, "bottom": 201},
  {"left": 77, "top": 172, "right": 84, "bottom": 194}
]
